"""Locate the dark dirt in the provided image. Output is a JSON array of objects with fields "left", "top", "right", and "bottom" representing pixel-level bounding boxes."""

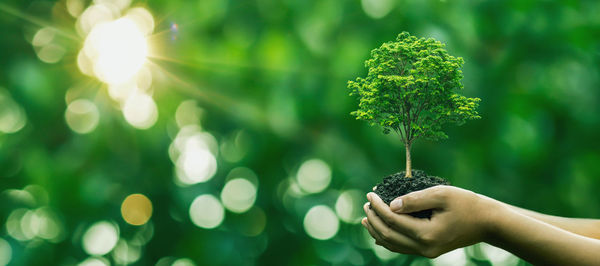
[{"left": 373, "top": 169, "right": 449, "bottom": 219}]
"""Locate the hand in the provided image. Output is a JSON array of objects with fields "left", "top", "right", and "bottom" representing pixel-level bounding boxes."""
[{"left": 362, "top": 186, "right": 501, "bottom": 258}]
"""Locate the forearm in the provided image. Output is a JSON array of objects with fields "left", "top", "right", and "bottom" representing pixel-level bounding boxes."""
[
  {"left": 485, "top": 203, "right": 600, "bottom": 265},
  {"left": 508, "top": 204, "right": 600, "bottom": 239}
]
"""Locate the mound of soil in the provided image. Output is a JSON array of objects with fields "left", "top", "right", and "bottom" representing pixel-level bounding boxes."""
[{"left": 373, "top": 169, "right": 449, "bottom": 219}]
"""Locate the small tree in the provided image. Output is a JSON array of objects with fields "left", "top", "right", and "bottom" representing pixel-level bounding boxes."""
[{"left": 349, "top": 32, "right": 480, "bottom": 177}]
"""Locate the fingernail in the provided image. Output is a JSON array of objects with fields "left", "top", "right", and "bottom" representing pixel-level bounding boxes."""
[
  {"left": 363, "top": 202, "right": 369, "bottom": 212},
  {"left": 390, "top": 198, "right": 403, "bottom": 211},
  {"left": 366, "top": 192, "right": 372, "bottom": 201}
]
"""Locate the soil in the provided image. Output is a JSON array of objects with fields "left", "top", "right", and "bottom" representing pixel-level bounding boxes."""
[{"left": 373, "top": 169, "right": 449, "bottom": 219}]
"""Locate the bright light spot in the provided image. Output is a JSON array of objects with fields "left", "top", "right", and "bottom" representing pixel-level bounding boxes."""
[
  {"left": 125, "top": 7, "right": 155, "bottom": 36},
  {"left": 226, "top": 167, "right": 258, "bottom": 187},
  {"left": 78, "top": 257, "right": 110, "bottom": 266},
  {"left": 171, "top": 125, "right": 219, "bottom": 157},
  {"left": 121, "top": 193, "right": 153, "bottom": 226},
  {"left": 84, "top": 17, "right": 148, "bottom": 85},
  {"left": 107, "top": 80, "right": 136, "bottom": 102},
  {"left": 177, "top": 148, "right": 217, "bottom": 185},
  {"left": 32, "top": 27, "right": 55, "bottom": 47},
  {"left": 136, "top": 66, "right": 153, "bottom": 91},
  {"left": 175, "top": 100, "right": 202, "bottom": 128},
  {"left": 361, "top": 0, "right": 394, "bottom": 19},
  {"left": 172, "top": 126, "right": 218, "bottom": 185},
  {"left": 20, "top": 209, "right": 40, "bottom": 240},
  {"left": 122, "top": 92, "right": 158, "bottom": 129},
  {"left": 95, "top": 0, "right": 133, "bottom": 12},
  {"left": 189, "top": 194, "right": 224, "bottom": 229},
  {"left": 112, "top": 239, "right": 141, "bottom": 264},
  {"left": 33, "top": 207, "right": 64, "bottom": 242},
  {"left": 481, "top": 243, "right": 519, "bottom": 265},
  {"left": 77, "top": 4, "right": 115, "bottom": 36},
  {"left": 0, "top": 238, "right": 12, "bottom": 266},
  {"left": 6, "top": 209, "right": 30, "bottom": 241},
  {"left": 0, "top": 89, "right": 26, "bottom": 134},
  {"left": 221, "top": 178, "right": 257, "bottom": 213},
  {"left": 77, "top": 50, "right": 94, "bottom": 77},
  {"left": 3, "top": 189, "right": 35, "bottom": 206},
  {"left": 36, "top": 44, "right": 66, "bottom": 63},
  {"left": 335, "top": 190, "right": 363, "bottom": 224},
  {"left": 297, "top": 159, "right": 331, "bottom": 194},
  {"left": 82, "top": 221, "right": 119, "bottom": 255},
  {"left": 14, "top": 207, "right": 64, "bottom": 242},
  {"left": 67, "top": 0, "right": 85, "bottom": 18},
  {"left": 65, "top": 99, "right": 100, "bottom": 134},
  {"left": 172, "top": 258, "right": 197, "bottom": 266},
  {"left": 303, "top": 205, "right": 339, "bottom": 240},
  {"left": 432, "top": 248, "right": 467, "bottom": 266}
]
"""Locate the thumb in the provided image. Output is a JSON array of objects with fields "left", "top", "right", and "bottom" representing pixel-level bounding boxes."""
[{"left": 390, "top": 186, "right": 448, "bottom": 213}]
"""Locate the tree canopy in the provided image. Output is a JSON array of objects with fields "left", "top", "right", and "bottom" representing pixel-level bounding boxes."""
[{"left": 349, "top": 32, "right": 480, "bottom": 176}]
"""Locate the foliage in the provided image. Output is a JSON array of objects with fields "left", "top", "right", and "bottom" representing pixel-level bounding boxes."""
[{"left": 349, "top": 32, "right": 481, "bottom": 145}]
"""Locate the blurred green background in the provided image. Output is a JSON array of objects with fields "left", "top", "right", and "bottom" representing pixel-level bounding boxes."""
[{"left": 1, "top": 0, "right": 599, "bottom": 265}]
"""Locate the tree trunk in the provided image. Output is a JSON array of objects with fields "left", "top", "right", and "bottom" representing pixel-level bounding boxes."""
[{"left": 405, "top": 142, "right": 412, "bottom": 178}]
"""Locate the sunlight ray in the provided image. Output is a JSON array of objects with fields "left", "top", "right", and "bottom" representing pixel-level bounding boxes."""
[{"left": 0, "top": 3, "right": 80, "bottom": 41}]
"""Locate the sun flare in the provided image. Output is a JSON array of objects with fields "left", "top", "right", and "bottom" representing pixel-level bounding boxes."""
[{"left": 84, "top": 17, "right": 148, "bottom": 85}]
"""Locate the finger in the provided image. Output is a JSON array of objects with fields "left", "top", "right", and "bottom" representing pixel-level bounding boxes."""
[
  {"left": 362, "top": 217, "right": 387, "bottom": 245},
  {"left": 364, "top": 201, "right": 421, "bottom": 249},
  {"left": 363, "top": 218, "right": 417, "bottom": 254},
  {"left": 389, "top": 186, "right": 449, "bottom": 213},
  {"left": 367, "top": 192, "right": 422, "bottom": 236}
]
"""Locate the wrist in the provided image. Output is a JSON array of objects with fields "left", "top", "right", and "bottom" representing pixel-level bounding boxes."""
[{"left": 476, "top": 194, "right": 512, "bottom": 244}]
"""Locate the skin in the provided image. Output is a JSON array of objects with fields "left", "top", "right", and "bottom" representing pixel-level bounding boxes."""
[{"left": 362, "top": 186, "right": 600, "bottom": 265}]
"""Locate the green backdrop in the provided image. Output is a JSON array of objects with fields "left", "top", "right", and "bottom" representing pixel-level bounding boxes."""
[{"left": 1, "top": 0, "right": 599, "bottom": 265}]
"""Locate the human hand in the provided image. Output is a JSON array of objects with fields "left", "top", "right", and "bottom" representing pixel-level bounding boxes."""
[{"left": 362, "top": 186, "right": 502, "bottom": 258}]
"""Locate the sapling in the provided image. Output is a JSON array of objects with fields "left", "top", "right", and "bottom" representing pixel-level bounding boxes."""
[{"left": 349, "top": 32, "right": 480, "bottom": 217}]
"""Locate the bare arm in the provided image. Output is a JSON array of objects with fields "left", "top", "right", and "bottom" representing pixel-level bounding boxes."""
[
  {"left": 505, "top": 203, "right": 600, "bottom": 239},
  {"left": 362, "top": 187, "right": 600, "bottom": 265},
  {"left": 487, "top": 204, "right": 600, "bottom": 265}
]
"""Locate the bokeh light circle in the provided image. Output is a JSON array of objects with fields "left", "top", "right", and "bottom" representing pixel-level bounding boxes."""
[
  {"left": 297, "top": 159, "right": 332, "bottom": 194},
  {"left": 112, "top": 239, "right": 141, "bottom": 264},
  {"left": 172, "top": 258, "right": 197, "bottom": 266},
  {"left": 361, "top": 0, "right": 394, "bottom": 19},
  {"left": 121, "top": 194, "right": 153, "bottom": 226},
  {"left": 65, "top": 99, "right": 100, "bottom": 134},
  {"left": 32, "top": 27, "right": 55, "bottom": 47},
  {"left": 173, "top": 128, "right": 218, "bottom": 185},
  {"left": 0, "top": 89, "right": 27, "bottom": 134},
  {"left": 122, "top": 92, "right": 158, "bottom": 129},
  {"left": 189, "top": 194, "right": 224, "bottom": 229},
  {"left": 220, "top": 178, "right": 257, "bottom": 213},
  {"left": 335, "top": 190, "right": 364, "bottom": 224},
  {"left": 78, "top": 257, "right": 110, "bottom": 266},
  {"left": 6, "top": 209, "right": 30, "bottom": 241},
  {"left": 0, "top": 238, "right": 11, "bottom": 266},
  {"left": 82, "top": 221, "right": 119, "bottom": 255},
  {"left": 66, "top": 0, "right": 85, "bottom": 18},
  {"left": 36, "top": 44, "right": 66, "bottom": 64},
  {"left": 77, "top": 4, "right": 115, "bottom": 36},
  {"left": 303, "top": 205, "right": 339, "bottom": 240},
  {"left": 124, "top": 7, "right": 155, "bottom": 36}
]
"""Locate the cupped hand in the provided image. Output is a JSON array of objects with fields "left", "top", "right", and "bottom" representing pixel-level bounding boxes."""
[{"left": 362, "top": 185, "right": 503, "bottom": 258}]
